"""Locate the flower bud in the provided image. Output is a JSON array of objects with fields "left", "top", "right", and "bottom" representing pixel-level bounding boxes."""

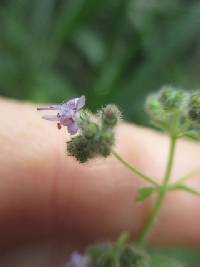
[
  {"left": 88, "top": 241, "right": 149, "bottom": 267},
  {"left": 67, "top": 105, "right": 118, "bottom": 163},
  {"left": 101, "top": 104, "right": 121, "bottom": 128},
  {"left": 187, "top": 90, "right": 200, "bottom": 124},
  {"left": 145, "top": 94, "right": 164, "bottom": 121},
  {"left": 67, "top": 136, "right": 92, "bottom": 163},
  {"left": 119, "top": 246, "right": 150, "bottom": 267},
  {"left": 67, "top": 128, "right": 115, "bottom": 163},
  {"left": 97, "top": 129, "right": 115, "bottom": 157},
  {"left": 158, "top": 86, "right": 185, "bottom": 112},
  {"left": 81, "top": 120, "right": 99, "bottom": 138}
]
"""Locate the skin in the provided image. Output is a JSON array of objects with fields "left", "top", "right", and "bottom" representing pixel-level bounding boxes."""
[{"left": 0, "top": 97, "right": 200, "bottom": 265}]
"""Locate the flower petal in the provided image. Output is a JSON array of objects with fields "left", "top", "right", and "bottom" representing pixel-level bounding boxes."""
[
  {"left": 67, "top": 252, "right": 90, "bottom": 267},
  {"left": 37, "top": 105, "right": 61, "bottom": 111},
  {"left": 67, "top": 121, "right": 79, "bottom": 135},
  {"left": 65, "top": 98, "right": 77, "bottom": 110},
  {"left": 76, "top": 96, "right": 85, "bottom": 110},
  {"left": 42, "top": 115, "right": 59, "bottom": 121}
]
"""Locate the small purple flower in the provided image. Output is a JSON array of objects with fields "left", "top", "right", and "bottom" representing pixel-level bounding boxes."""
[
  {"left": 66, "top": 252, "right": 90, "bottom": 267},
  {"left": 37, "top": 96, "right": 85, "bottom": 135}
]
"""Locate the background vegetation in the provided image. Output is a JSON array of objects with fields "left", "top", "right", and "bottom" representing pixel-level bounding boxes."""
[
  {"left": 1, "top": 0, "right": 200, "bottom": 265},
  {"left": 1, "top": 0, "right": 200, "bottom": 125}
]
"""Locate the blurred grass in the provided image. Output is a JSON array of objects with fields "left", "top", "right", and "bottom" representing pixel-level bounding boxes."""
[
  {"left": 1, "top": 0, "right": 200, "bottom": 125},
  {"left": 150, "top": 248, "right": 200, "bottom": 267}
]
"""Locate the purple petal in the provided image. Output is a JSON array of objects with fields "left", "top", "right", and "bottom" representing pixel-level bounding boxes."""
[
  {"left": 60, "top": 107, "right": 74, "bottom": 120},
  {"left": 76, "top": 96, "right": 85, "bottom": 110},
  {"left": 67, "top": 121, "right": 79, "bottom": 135},
  {"left": 42, "top": 115, "right": 59, "bottom": 121},
  {"left": 37, "top": 105, "right": 61, "bottom": 111},
  {"left": 37, "top": 96, "right": 85, "bottom": 133},
  {"left": 67, "top": 252, "right": 90, "bottom": 267},
  {"left": 66, "top": 99, "right": 77, "bottom": 110}
]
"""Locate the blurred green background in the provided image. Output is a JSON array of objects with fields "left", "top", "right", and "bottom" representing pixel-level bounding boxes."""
[{"left": 1, "top": 0, "right": 200, "bottom": 125}]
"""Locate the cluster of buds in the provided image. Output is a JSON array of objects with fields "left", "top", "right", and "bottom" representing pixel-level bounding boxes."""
[
  {"left": 37, "top": 97, "right": 121, "bottom": 163},
  {"left": 88, "top": 244, "right": 149, "bottom": 267},
  {"left": 158, "top": 86, "right": 186, "bottom": 112},
  {"left": 67, "top": 104, "right": 121, "bottom": 163},
  {"left": 37, "top": 88, "right": 200, "bottom": 161},
  {"left": 145, "top": 85, "right": 200, "bottom": 138},
  {"left": 66, "top": 235, "right": 149, "bottom": 267},
  {"left": 145, "top": 85, "right": 187, "bottom": 123},
  {"left": 187, "top": 90, "right": 200, "bottom": 124}
]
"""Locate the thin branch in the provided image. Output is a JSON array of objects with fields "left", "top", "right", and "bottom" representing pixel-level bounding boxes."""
[
  {"left": 111, "top": 149, "right": 159, "bottom": 187},
  {"left": 176, "top": 169, "right": 200, "bottom": 184},
  {"left": 169, "top": 183, "right": 200, "bottom": 197}
]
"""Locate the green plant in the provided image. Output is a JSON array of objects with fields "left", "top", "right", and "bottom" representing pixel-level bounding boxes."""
[{"left": 38, "top": 86, "right": 200, "bottom": 266}]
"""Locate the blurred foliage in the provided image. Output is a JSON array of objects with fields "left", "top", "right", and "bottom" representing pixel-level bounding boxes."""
[
  {"left": 150, "top": 248, "right": 200, "bottom": 267},
  {"left": 1, "top": 0, "right": 200, "bottom": 125}
]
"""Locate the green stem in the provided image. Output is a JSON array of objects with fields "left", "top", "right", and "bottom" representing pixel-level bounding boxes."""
[
  {"left": 175, "top": 168, "right": 200, "bottom": 185},
  {"left": 169, "top": 183, "right": 200, "bottom": 197},
  {"left": 138, "top": 136, "right": 177, "bottom": 247},
  {"left": 111, "top": 150, "right": 159, "bottom": 187}
]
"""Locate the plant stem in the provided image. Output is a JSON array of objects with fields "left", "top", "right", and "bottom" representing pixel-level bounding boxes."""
[
  {"left": 111, "top": 150, "right": 159, "bottom": 187},
  {"left": 175, "top": 168, "right": 200, "bottom": 185},
  {"left": 169, "top": 183, "right": 200, "bottom": 197},
  {"left": 138, "top": 136, "right": 177, "bottom": 247}
]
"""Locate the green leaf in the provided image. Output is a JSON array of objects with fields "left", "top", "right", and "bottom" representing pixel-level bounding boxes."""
[
  {"left": 136, "top": 187, "right": 156, "bottom": 202},
  {"left": 184, "top": 130, "right": 200, "bottom": 141}
]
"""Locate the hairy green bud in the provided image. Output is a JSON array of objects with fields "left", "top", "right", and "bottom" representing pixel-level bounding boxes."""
[
  {"left": 145, "top": 94, "right": 164, "bottom": 122},
  {"left": 67, "top": 120, "right": 115, "bottom": 163},
  {"left": 81, "top": 119, "right": 99, "bottom": 138},
  {"left": 88, "top": 241, "right": 149, "bottom": 267},
  {"left": 187, "top": 90, "right": 200, "bottom": 124},
  {"left": 67, "top": 128, "right": 115, "bottom": 163},
  {"left": 97, "top": 130, "right": 115, "bottom": 157},
  {"left": 66, "top": 105, "right": 120, "bottom": 163},
  {"left": 145, "top": 86, "right": 190, "bottom": 135},
  {"left": 67, "top": 130, "right": 114, "bottom": 163},
  {"left": 119, "top": 246, "right": 149, "bottom": 267},
  {"left": 146, "top": 86, "right": 187, "bottom": 122},
  {"left": 67, "top": 135, "right": 93, "bottom": 163},
  {"left": 158, "top": 85, "right": 186, "bottom": 112},
  {"left": 101, "top": 104, "right": 121, "bottom": 128}
]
